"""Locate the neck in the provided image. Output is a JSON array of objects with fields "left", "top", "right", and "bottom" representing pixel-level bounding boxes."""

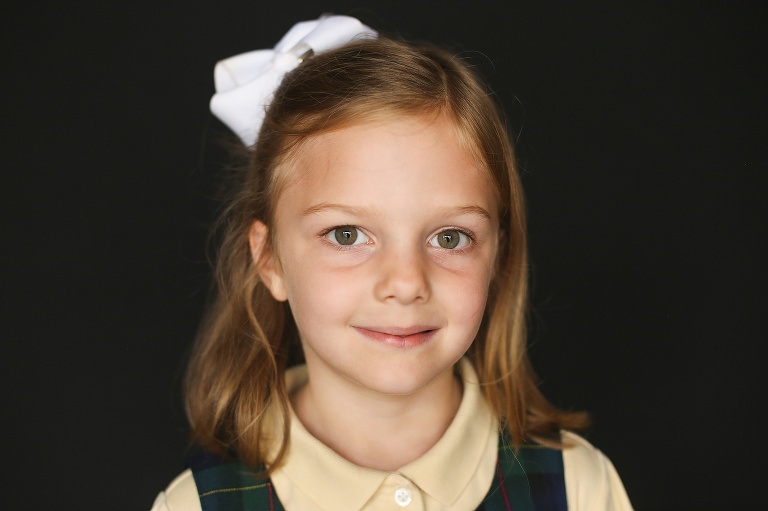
[{"left": 291, "top": 362, "right": 463, "bottom": 471}]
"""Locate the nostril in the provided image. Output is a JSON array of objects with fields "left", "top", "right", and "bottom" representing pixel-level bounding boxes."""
[{"left": 373, "top": 253, "right": 431, "bottom": 304}]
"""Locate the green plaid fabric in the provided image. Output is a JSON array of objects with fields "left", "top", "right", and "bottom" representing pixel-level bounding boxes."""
[
  {"left": 189, "top": 450, "right": 284, "bottom": 511},
  {"left": 478, "top": 435, "right": 567, "bottom": 510},
  {"left": 189, "top": 434, "right": 566, "bottom": 511}
]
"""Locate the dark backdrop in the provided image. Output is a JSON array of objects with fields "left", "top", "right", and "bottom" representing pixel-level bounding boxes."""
[{"left": 3, "top": 1, "right": 765, "bottom": 509}]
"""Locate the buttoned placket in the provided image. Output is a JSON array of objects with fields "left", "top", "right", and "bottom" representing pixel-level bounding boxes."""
[{"left": 372, "top": 473, "right": 423, "bottom": 510}]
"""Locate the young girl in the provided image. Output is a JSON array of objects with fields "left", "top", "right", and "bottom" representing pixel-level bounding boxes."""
[{"left": 152, "top": 15, "right": 633, "bottom": 511}]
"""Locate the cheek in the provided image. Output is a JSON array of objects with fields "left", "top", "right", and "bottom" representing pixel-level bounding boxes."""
[
  {"left": 462, "top": 282, "right": 491, "bottom": 326},
  {"left": 438, "top": 266, "right": 493, "bottom": 328},
  {"left": 280, "top": 256, "right": 363, "bottom": 326}
]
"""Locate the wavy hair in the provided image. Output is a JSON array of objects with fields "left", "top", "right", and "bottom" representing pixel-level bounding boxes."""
[{"left": 184, "top": 37, "right": 587, "bottom": 471}]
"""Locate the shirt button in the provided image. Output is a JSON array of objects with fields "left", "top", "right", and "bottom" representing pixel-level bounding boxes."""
[{"left": 394, "top": 487, "right": 412, "bottom": 507}]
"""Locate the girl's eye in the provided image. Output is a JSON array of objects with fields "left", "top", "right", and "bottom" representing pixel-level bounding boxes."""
[
  {"left": 428, "top": 229, "right": 470, "bottom": 250},
  {"left": 326, "top": 225, "right": 370, "bottom": 246}
]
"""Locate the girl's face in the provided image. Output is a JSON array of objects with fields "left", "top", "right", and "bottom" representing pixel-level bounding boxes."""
[{"left": 256, "top": 114, "right": 499, "bottom": 396}]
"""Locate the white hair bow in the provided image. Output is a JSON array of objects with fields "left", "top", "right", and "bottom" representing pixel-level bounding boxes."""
[{"left": 209, "top": 15, "right": 377, "bottom": 147}]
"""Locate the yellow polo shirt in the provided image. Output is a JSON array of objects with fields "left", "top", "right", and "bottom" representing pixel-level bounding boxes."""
[{"left": 152, "top": 359, "right": 633, "bottom": 510}]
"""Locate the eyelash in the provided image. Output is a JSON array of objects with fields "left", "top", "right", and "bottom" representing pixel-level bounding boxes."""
[
  {"left": 429, "top": 227, "right": 475, "bottom": 252},
  {"left": 320, "top": 226, "right": 371, "bottom": 251},
  {"left": 319, "top": 226, "right": 476, "bottom": 252}
]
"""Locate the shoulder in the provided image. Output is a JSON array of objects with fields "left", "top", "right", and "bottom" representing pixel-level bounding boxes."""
[
  {"left": 561, "top": 431, "right": 634, "bottom": 511},
  {"left": 150, "top": 469, "right": 202, "bottom": 511},
  {"left": 561, "top": 431, "right": 611, "bottom": 479}
]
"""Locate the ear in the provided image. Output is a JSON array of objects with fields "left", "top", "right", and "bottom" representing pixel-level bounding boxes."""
[{"left": 249, "top": 221, "right": 288, "bottom": 302}]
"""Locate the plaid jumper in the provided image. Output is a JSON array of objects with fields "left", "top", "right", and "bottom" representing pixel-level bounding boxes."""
[{"left": 189, "top": 434, "right": 567, "bottom": 511}]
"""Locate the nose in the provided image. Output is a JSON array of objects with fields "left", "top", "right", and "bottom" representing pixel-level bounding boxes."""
[{"left": 373, "top": 244, "right": 431, "bottom": 304}]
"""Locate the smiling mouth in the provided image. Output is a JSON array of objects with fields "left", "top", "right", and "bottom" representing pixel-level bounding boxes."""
[{"left": 353, "top": 326, "right": 439, "bottom": 349}]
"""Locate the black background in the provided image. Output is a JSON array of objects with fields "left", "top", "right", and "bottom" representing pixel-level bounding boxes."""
[{"left": 2, "top": 1, "right": 766, "bottom": 509}]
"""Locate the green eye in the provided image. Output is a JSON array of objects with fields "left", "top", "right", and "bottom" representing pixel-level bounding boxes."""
[
  {"left": 429, "top": 229, "right": 469, "bottom": 250},
  {"left": 335, "top": 226, "right": 357, "bottom": 245},
  {"left": 327, "top": 225, "right": 369, "bottom": 246},
  {"left": 437, "top": 230, "right": 460, "bottom": 249}
]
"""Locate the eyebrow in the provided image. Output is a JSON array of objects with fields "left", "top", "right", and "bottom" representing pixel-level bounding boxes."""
[
  {"left": 302, "top": 203, "right": 491, "bottom": 221},
  {"left": 302, "top": 203, "right": 374, "bottom": 218},
  {"left": 445, "top": 205, "right": 492, "bottom": 221}
]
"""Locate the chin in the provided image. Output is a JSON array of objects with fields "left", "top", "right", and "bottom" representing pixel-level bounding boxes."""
[{"left": 346, "top": 362, "right": 451, "bottom": 397}]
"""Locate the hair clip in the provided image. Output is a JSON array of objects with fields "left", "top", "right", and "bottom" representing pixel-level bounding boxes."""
[{"left": 209, "top": 15, "right": 377, "bottom": 147}]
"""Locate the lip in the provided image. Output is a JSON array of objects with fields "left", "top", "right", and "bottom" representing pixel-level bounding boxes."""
[{"left": 353, "top": 326, "right": 439, "bottom": 349}]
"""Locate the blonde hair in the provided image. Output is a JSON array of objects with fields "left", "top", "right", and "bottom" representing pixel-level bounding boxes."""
[{"left": 185, "top": 37, "right": 587, "bottom": 471}]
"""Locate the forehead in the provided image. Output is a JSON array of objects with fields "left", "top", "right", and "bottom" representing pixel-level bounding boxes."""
[{"left": 274, "top": 114, "right": 498, "bottom": 215}]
